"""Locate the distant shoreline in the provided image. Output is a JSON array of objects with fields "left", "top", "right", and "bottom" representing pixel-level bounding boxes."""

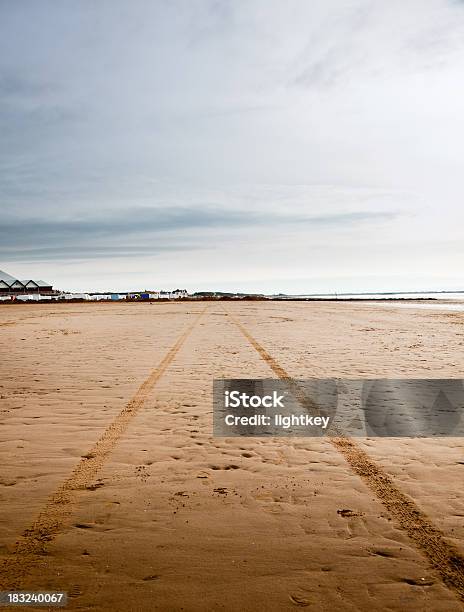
[{"left": 0, "top": 295, "right": 459, "bottom": 306}]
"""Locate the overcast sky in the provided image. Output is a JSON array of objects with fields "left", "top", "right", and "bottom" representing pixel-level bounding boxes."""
[{"left": 1, "top": 0, "right": 464, "bottom": 293}]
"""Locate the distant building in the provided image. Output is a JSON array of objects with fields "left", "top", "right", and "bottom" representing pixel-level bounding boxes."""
[
  {"left": 126, "top": 289, "right": 190, "bottom": 300},
  {"left": 0, "top": 269, "right": 53, "bottom": 295},
  {"left": 171, "top": 289, "right": 188, "bottom": 298}
]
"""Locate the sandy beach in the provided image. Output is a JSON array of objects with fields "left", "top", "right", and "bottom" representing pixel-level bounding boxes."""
[{"left": 1, "top": 301, "right": 463, "bottom": 611}]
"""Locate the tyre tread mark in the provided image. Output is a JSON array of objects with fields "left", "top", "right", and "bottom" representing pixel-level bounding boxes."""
[
  {"left": 0, "top": 308, "right": 206, "bottom": 589},
  {"left": 226, "top": 309, "right": 464, "bottom": 602}
]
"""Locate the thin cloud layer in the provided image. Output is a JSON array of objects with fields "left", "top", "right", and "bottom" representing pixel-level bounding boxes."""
[
  {"left": 1, "top": 1, "right": 463, "bottom": 292},
  {"left": 0, "top": 207, "right": 398, "bottom": 260}
]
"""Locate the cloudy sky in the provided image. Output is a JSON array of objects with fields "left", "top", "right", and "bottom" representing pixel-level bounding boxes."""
[{"left": 1, "top": 0, "right": 464, "bottom": 293}]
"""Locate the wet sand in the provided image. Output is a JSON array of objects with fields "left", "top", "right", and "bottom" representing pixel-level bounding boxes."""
[{"left": 0, "top": 301, "right": 463, "bottom": 611}]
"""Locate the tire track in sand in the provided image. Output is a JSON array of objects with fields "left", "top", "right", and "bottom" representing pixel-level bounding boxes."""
[
  {"left": 224, "top": 308, "right": 464, "bottom": 603},
  {"left": 0, "top": 307, "right": 207, "bottom": 590}
]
